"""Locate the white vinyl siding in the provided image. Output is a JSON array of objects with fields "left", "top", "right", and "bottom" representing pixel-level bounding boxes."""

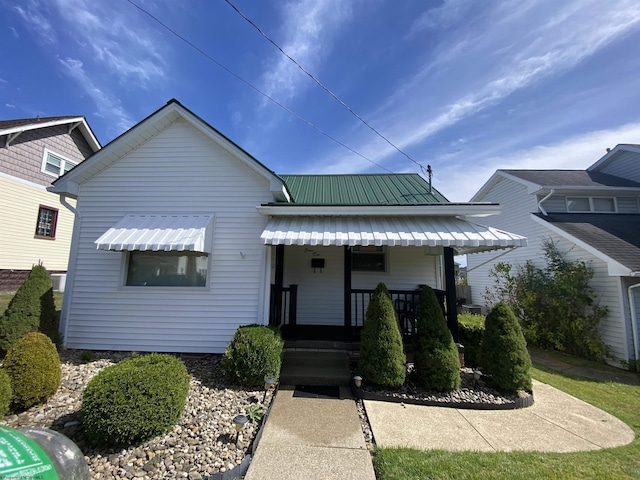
[
  {"left": 597, "top": 150, "right": 640, "bottom": 183},
  {"left": 538, "top": 195, "right": 567, "bottom": 213},
  {"left": 63, "top": 119, "right": 273, "bottom": 353},
  {"left": 617, "top": 197, "right": 640, "bottom": 213},
  {"left": 0, "top": 176, "right": 76, "bottom": 270}
]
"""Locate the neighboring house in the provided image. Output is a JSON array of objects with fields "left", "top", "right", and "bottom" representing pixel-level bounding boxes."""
[
  {"left": 49, "top": 99, "right": 526, "bottom": 354},
  {"left": 467, "top": 144, "right": 640, "bottom": 366},
  {"left": 0, "top": 116, "right": 100, "bottom": 291}
]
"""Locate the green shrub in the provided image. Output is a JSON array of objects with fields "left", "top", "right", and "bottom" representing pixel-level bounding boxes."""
[
  {"left": 0, "top": 368, "right": 12, "bottom": 417},
  {"left": 480, "top": 302, "right": 532, "bottom": 392},
  {"left": 413, "top": 286, "right": 460, "bottom": 391},
  {"left": 79, "top": 350, "right": 94, "bottom": 363},
  {"left": 81, "top": 353, "right": 190, "bottom": 447},
  {"left": 458, "top": 314, "right": 485, "bottom": 368},
  {"left": 0, "top": 265, "right": 58, "bottom": 353},
  {"left": 3, "top": 332, "right": 61, "bottom": 410},
  {"left": 222, "top": 325, "right": 283, "bottom": 387},
  {"left": 359, "top": 283, "right": 406, "bottom": 388}
]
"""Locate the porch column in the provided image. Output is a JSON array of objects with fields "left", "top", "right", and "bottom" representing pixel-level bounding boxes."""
[
  {"left": 344, "top": 245, "right": 352, "bottom": 341},
  {"left": 443, "top": 247, "right": 459, "bottom": 342},
  {"left": 273, "top": 245, "right": 284, "bottom": 326}
]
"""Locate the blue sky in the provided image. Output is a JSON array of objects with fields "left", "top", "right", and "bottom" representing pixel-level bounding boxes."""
[{"left": 2, "top": 0, "right": 640, "bottom": 201}]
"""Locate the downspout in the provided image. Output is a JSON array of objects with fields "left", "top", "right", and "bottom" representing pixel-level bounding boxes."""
[
  {"left": 57, "top": 195, "right": 81, "bottom": 347},
  {"left": 537, "top": 189, "right": 555, "bottom": 216},
  {"left": 628, "top": 282, "right": 640, "bottom": 363}
]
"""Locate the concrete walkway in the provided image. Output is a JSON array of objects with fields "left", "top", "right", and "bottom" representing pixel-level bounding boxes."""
[
  {"left": 365, "top": 379, "right": 635, "bottom": 452},
  {"left": 245, "top": 386, "right": 375, "bottom": 480}
]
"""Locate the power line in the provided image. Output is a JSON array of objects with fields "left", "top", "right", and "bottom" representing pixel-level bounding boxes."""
[
  {"left": 125, "top": 0, "right": 393, "bottom": 174},
  {"left": 223, "top": 0, "right": 427, "bottom": 174}
]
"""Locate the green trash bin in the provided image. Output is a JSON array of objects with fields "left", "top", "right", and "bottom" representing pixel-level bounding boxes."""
[{"left": 0, "top": 426, "right": 89, "bottom": 479}]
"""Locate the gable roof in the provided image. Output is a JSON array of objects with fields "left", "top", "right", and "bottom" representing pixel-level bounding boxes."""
[
  {"left": 279, "top": 174, "right": 449, "bottom": 205},
  {"left": 533, "top": 213, "right": 640, "bottom": 275},
  {"left": 0, "top": 115, "right": 100, "bottom": 152},
  {"left": 588, "top": 144, "right": 640, "bottom": 172},
  {"left": 50, "top": 99, "right": 289, "bottom": 201}
]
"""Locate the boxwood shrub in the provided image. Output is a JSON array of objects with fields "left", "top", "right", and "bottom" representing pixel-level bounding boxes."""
[
  {"left": 81, "top": 353, "right": 190, "bottom": 447},
  {"left": 0, "top": 368, "right": 12, "bottom": 417},
  {"left": 3, "top": 332, "right": 61, "bottom": 411},
  {"left": 359, "top": 282, "right": 406, "bottom": 388},
  {"left": 222, "top": 324, "right": 283, "bottom": 387}
]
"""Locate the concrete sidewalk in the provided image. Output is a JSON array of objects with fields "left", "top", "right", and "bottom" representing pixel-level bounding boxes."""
[
  {"left": 245, "top": 386, "right": 375, "bottom": 480},
  {"left": 365, "top": 379, "right": 635, "bottom": 452}
]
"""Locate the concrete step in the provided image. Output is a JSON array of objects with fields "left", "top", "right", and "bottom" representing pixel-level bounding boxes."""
[{"left": 280, "top": 350, "right": 352, "bottom": 387}]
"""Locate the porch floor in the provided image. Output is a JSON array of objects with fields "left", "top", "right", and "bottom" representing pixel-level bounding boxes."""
[{"left": 280, "top": 350, "right": 352, "bottom": 387}]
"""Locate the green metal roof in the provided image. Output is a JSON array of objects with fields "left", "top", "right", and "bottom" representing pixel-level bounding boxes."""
[{"left": 279, "top": 174, "right": 449, "bottom": 205}]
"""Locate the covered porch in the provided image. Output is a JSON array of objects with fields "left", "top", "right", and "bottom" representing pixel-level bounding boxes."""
[{"left": 261, "top": 214, "right": 526, "bottom": 343}]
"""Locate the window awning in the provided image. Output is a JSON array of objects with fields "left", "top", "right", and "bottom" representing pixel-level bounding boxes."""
[
  {"left": 260, "top": 216, "right": 527, "bottom": 254},
  {"left": 95, "top": 214, "right": 213, "bottom": 253}
]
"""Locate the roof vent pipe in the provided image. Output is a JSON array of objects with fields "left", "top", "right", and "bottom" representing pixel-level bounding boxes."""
[
  {"left": 537, "top": 189, "right": 555, "bottom": 216},
  {"left": 427, "top": 164, "right": 433, "bottom": 194}
]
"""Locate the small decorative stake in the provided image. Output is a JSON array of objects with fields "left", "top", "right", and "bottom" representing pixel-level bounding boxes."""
[
  {"left": 353, "top": 376, "right": 362, "bottom": 388},
  {"left": 263, "top": 376, "right": 276, "bottom": 403},
  {"left": 233, "top": 414, "right": 248, "bottom": 443},
  {"left": 473, "top": 369, "right": 482, "bottom": 387}
]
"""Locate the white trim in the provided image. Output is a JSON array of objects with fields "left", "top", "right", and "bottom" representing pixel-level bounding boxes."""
[
  {"left": 588, "top": 144, "right": 640, "bottom": 172},
  {"left": 257, "top": 204, "right": 502, "bottom": 217},
  {"left": 471, "top": 170, "right": 541, "bottom": 201},
  {"left": 41, "top": 148, "right": 78, "bottom": 178},
  {"left": 0, "top": 171, "right": 48, "bottom": 190},
  {"left": 531, "top": 214, "right": 633, "bottom": 276},
  {"left": 0, "top": 117, "right": 100, "bottom": 152},
  {"left": 261, "top": 245, "right": 272, "bottom": 325}
]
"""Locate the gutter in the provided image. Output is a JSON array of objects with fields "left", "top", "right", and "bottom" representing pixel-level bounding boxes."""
[
  {"left": 537, "top": 189, "right": 555, "bottom": 216},
  {"left": 628, "top": 283, "right": 640, "bottom": 364},
  {"left": 57, "top": 194, "right": 82, "bottom": 347}
]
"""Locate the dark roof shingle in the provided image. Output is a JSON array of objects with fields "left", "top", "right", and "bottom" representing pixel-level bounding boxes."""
[
  {"left": 503, "top": 170, "right": 640, "bottom": 188},
  {"left": 536, "top": 213, "right": 640, "bottom": 271}
]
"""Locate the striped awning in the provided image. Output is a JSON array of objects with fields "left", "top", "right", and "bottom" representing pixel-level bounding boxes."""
[
  {"left": 260, "top": 216, "right": 527, "bottom": 254},
  {"left": 95, "top": 214, "right": 213, "bottom": 252}
]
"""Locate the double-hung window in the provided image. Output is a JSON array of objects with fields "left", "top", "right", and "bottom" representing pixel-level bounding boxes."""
[
  {"left": 41, "top": 149, "right": 77, "bottom": 177},
  {"left": 35, "top": 206, "right": 58, "bottom": 239}
]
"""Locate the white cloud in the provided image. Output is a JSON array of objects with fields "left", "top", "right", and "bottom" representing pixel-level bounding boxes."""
[
  {"left": 59, "top": 57, "right": 133, "bottom": 133},
  {"left": 408, "top": 0, "right": 474, "bottom": 34},
  {"left": 438, "top": 122, "right": 640, "bottom": 201},
  {"left": 13, "top": 1, "right": 56, "bottom": 43},
  {"left": 5, "top": 103, "right": 16, "bottom": 108},
  {"left": 9, "top": 26, "right": 19, "bottom": 38},
  {"left": 259, "top": 0, "right": 353, "bottom": 104}
]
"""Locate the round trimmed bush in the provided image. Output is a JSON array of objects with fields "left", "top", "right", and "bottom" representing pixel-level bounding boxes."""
[
  {"left": 480, "top": 302, "right": 532, "bottom": 392},
  {"left": 81, "top": 353, "right": 190, "bottom": 447},
  {"left": 413, "top": 286, "right": 461, "bottom": 391},
  {"left": 359, "top": 282, "right": 406, "bottom": 388},
  {"left": 222, "top": 325, "right": 283, "bottom": 387},
  {"left": 3, "top": 332, "right": 61, "bottom": 411},
  {"left": 0, "top": 368, "right": 12, "bottom": 417},
  {"left": 0, "top": 265, "right": 57, "bottom": 354}
]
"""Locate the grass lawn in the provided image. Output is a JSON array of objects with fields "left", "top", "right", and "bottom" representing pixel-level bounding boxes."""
[
  {"left": 0, "top": 291, "right": 64, "bottom": 314},
  {"left": 374, "top": 361, "right": 640, "bottom": 480}
]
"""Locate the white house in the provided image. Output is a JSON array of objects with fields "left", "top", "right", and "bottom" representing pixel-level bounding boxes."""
[
  {"left": 50, "top": 100, "right": 526, "bottom": 353},
  {"left": 467, "top": 144, "right": 640, "bottom": 366}
]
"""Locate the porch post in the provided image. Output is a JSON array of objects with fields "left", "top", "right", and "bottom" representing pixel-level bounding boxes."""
[
  {"left": 443, "top": 247, "right": 460, "bottom": 342},
  {"left": 344, "top": 245, "right": 352, "bottom": 341},
  {"left": 273, "top": 245, "right": 284, "bottom": 327}
]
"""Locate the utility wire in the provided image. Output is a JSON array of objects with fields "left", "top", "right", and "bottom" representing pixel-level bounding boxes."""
[
  {"left": 126, "top": 0, "right": 393, "bottom": 174},
  {"left": 223, "top": 0, "right": 427, "bottom": 174}
]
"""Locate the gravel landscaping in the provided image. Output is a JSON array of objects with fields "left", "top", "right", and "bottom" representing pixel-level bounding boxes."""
[{"left": 1, "top": 350, "right": 272, "bottom": 480}]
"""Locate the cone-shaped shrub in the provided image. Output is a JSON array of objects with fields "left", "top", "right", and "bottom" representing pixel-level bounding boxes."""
[
  {"left": 3, "top": 332, "right": 61, "bottom": 410},
  {"left": 413, "top": 286, "right": 460, "bottom": 391},
  {"left": 222, "top": 325, "right": 283, "bottom": 387},
  {"left": 0, "top": 265, "right": 57, "bottom": 353},
  {"left": 480, "top": 302, "right": 532, "bottom": 392},
  {"left": 359, "top": 283, "right": 406, "bottom": 388}
]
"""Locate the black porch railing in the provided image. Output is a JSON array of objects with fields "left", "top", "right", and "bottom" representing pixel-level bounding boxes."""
[
  {"left": 350, "top": 288, "right": 446, "bottom": 339},
  {"left": 269, "top": 284, "right": 298, "bottom": 329}
]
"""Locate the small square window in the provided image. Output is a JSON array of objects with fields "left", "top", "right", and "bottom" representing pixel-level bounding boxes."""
[
  {"left": 566, "top": 197, "right": 590, "bottom": 212},
  {"left": 35, "top": 206, "right": 58, "bottom": 239},
  {"left": 593, "top": 197, "right": 615, "bottom": 212},
  {"left": 352, "top": 246, "right": 386, "bottom": 272}
]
